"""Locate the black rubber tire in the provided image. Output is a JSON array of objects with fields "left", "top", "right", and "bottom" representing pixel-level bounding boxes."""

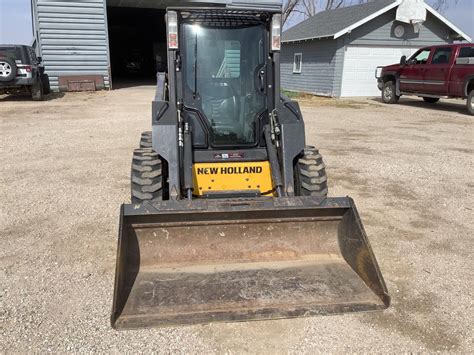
[
  {"left": 139, "top": 131, "right": 152, "bottom": 148},
  {"left": 466, "top": 90, "right": 474, "bottom": 116},
  {"left": 31, "top": 77, "right": 44, "bottom": 101},
  {"left": 423, "top": 97, "right": 440, "bottom": 104},
  {"left": 131, "top": 148, "right": 164, "bottom": 203},
  {"left": 382, "top": 81, "right": 400, "bottom": 104},
  {"left": 0, "top": 57, "right": 17, "bottom": 82},
  {"left": 294, "top": 146, "right": 328, "bottom": 198},
  {"left": 41, "top": 73, "right": 51, "bottom": 95}
]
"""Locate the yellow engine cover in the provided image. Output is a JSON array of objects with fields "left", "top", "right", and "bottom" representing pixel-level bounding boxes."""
[{"left": 193, "top": 161, "right": 273, "bottom": 196}]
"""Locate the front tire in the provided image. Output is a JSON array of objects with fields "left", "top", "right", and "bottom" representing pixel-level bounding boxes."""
[
  {"left": 131, "top": 148, "right": 164, "bottom": 203},
  {"left": 382, "top": 81, "right": 399, "bottom": 104},
  {"left": 467, "top": 91, "right": 474, "bottom": 116},
  {"left": 423, "top": 97, "right": 439, "bottom": 104},
  {"left": 294, "top": 146, "right": 328, "bottom": 199}
]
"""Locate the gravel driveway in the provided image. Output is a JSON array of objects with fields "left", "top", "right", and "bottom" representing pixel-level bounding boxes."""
[{"left": 1, "top": 88, "right": 472, "bottom": 352}]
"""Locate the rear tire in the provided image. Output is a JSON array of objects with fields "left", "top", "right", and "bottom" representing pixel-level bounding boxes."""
[
  {"left": 31, "top": 77, "right": 44, "bottom": 101},
  {"left": 467, "top": 90, "right": 474, "bottom": 116},
  {"left": 423, "top": 97, "right": 439, "bottom": 104},
  {"left": 139, "top": 131, "right": 152, "bottom": 148},
  {"left": 41, "top": 74, "right": 51, "bottom": 95},
  {"left": 131, "top": 148, "right": 163, "bottom": 203},
  {"left": 382, "top": 81, "right": 399, "bottom": 104},
  {"left": 294, "top": 146, "right": 328, "bottom": 199}
]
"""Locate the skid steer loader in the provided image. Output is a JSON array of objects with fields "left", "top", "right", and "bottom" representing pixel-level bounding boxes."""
[{"left": 111, "top": 2, "right": 390, "bottom": 330}]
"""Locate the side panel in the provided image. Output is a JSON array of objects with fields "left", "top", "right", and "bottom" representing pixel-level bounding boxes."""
[
  {"left": 278, "top": 99, "right": 305, "bottom": 196},
  {"left": 346, "top": 10, "right": 453, "bottom": 47},
  {"left": 35, "top": 0, "right": 110, "bottom": 91}
]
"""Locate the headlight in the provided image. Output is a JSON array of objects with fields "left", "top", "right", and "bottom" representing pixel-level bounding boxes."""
[{"left": 375, "top": 67, "right": 383, "bottom": 79}]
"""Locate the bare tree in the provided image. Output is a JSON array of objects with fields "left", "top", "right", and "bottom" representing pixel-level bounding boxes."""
[
  {"left": 430, "top": 0, "right": 459, "bottom": 11},
  {"left": 282, "top": 0, "right": 300, "bottom": 26}
]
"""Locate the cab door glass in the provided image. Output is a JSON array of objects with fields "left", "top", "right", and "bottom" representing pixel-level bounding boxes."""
[{"left": 409, "top": 49, "right": 431, "bottom": 65}]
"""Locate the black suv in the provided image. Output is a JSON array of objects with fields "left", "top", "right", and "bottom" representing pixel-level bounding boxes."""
[{"left": 0, "top": 45, "right": 50, "bottom": 100}]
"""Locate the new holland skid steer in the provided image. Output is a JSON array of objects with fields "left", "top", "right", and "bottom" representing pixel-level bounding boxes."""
[{"left": 111, "top": 1, "right": 389, "bottom": 329}]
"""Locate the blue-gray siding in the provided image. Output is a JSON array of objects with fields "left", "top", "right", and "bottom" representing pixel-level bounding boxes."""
[
  {"left": 344, "top": 10, "right": 452, "bottom": 46},
  {"left": 281, "top": 9, "right": 451, "bottom": 97},
  {"left": 33, "top": 0, "right": 110, "bottom": 91},
  {"left": 281, "top": 39, "right": 342, "bottom": 96}
]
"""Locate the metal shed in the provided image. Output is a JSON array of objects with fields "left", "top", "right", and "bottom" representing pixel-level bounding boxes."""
[{"left": 31, "top": 0, "right": 281, "bottom": 91}]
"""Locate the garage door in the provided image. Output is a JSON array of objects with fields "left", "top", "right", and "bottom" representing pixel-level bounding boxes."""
[{"left": 340, "top": 46, "right": 418, "bottom": 97}]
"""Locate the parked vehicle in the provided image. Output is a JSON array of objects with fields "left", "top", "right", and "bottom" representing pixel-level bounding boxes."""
[
  {"left": 376, "top": 43, "right": 474, "bottom": 115},
  {"left": 0, "top": 45, "right": 50, "bottom": 101}
]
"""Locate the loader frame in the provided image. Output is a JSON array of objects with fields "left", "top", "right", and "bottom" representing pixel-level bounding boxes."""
[{"left": 150, "top": 7, "right": 306, "bottom": 200}]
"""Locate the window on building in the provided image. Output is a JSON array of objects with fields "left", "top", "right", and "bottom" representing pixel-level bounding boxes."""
[
  {"left": 293, "top": 53, "right": 302, "bottom": 73},
  {"left": 431, "top": 47, "right": 452, "bottom": 64}
]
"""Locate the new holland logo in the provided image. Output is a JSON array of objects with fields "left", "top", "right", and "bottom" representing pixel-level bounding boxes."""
[{"left": 197, "top": 166, "right": 263, "bottom": 175}]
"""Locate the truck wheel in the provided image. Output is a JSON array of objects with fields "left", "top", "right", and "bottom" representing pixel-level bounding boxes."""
[
  {"left": 423, "top": 97, "right": 439, "bottom": 104},
  {"left": 131, "top": 148, "right": 164, "bottom": 203},
  {"left": 382, "top": 81, "right": 399, "bottom": 104},
  {"left": 31, "top": 77, "right": 44, "bottom": 101},
  {"left": 139, "top": 131, "right": 152, "bottom": 148},
  {"left": 467, "top": 91, "right": 474, "bottom": 116},
  {"left": 294, "top": 146, "right": 328, "bottom": 198}
]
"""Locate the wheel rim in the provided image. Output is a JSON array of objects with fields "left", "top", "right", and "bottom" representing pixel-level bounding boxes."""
[
  {"left": 384, "top": 86, "right": 393, "bottom": 100},
  {"left": 469, "top": 95, "right": 474, "bottom": 110},
  {"left": 0, "top": 62, "right": 12, "bottom": 77}
]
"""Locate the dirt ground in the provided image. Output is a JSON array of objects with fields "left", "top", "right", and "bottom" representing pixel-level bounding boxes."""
[{"left": 1, "top": 87, "right": 472, "bottom": 352}]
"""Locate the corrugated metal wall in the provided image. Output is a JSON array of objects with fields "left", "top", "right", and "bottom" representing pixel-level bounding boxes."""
[{"left": 34, "top": 0, "right": 110, "bottom": 91}]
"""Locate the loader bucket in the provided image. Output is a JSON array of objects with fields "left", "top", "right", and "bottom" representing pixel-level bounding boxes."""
[{"left": 111, "top": 196, "right": 389, "bottom": 329}]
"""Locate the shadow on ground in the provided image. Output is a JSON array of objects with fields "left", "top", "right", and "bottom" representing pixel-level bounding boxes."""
[
  {"left": 0, "top": 92, "right": 65, "bottom": 102},
  {"left": 370, "top": 97, "right": 469, "bottom": 115}
]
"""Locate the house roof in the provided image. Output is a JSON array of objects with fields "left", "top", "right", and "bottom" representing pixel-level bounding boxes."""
[{"left": 282, "top": 0, "right": 472, "bottom": 43}]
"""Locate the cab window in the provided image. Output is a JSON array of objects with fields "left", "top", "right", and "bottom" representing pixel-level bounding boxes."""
[
  {"left": 458, "top": 47, "right": 474, "bottom": 58},
  {"left": 28, "top": 47, "right": 37, "bottom": 63},
  {"left": 431, "top": 47, "right": 452, "bottom": 64},
  {"left": 409, "top": 49, "right": 431, "bottom": 65}
]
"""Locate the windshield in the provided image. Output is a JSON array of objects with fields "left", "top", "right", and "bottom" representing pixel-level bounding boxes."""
[{"left": 183, "top": 23, "right": 266, "bottom": 146}]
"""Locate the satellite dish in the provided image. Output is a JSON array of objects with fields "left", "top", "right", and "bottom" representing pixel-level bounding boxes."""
[{"left": 396, "top": 0, "right": 426, "bottom": 32}]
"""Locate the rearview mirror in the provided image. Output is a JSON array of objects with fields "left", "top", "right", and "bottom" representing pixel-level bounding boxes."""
[{"left": 400, "top": 55, "right": 407, "bottom": 66}]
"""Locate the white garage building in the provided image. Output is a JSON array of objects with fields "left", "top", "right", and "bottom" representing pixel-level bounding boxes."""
[{"left": 281, "top": 0, "right": 471, "bottom": 97}]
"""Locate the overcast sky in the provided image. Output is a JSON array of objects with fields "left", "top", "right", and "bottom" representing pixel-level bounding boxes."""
[{"left": 0, "top": 0, "right": 473, "bottom": 44}]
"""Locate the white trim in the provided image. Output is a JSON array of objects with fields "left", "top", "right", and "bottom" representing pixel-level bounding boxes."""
[
  {"left": 283, "top": 0, "right": 472, "bottom": 44},
  {"left": 283, "top": 35, "right": 334, "bottom": 43},
  {"left": 293, "top": 52, "right": 302, "bottom": 73},
  {"left": 333, "top": 0, "right": 402, "bottom": 39},
  {"left": 424, "top": 4, "right": 472, "bottom": 42}
]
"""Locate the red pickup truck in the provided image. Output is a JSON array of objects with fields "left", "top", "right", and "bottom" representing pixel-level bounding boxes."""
[{"left": 376, "top": 43, "right": 474, "bottom": 115}]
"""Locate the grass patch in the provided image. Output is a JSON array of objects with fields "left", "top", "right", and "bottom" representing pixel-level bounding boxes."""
[
  {"left": 281, "top": 90, "right": 379, "bottom": 109},
  {"left": 281, "top": 89, "right": 300, "bottom": 99}
]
